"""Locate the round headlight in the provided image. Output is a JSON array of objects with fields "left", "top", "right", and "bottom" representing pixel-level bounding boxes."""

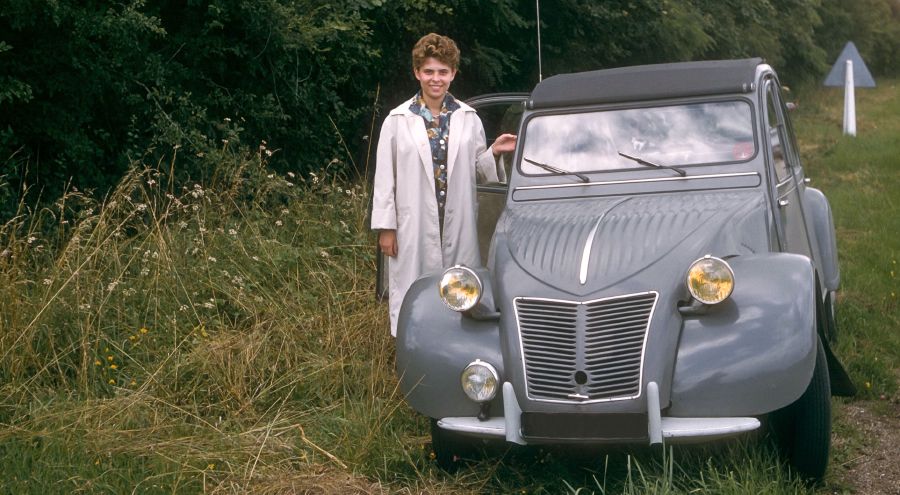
[
  {"left": 439, "top": 266, "right": 482, "bottom": 312},
  {"left": 686, "top": 255, "right": 735, "bottom": 305},
  {"left": 460, "top": 360, "right": 499, "bottom": 403}
]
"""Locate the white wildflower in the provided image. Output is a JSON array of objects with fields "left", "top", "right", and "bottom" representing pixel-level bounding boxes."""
[
  {"left": 136, "top": 203, "right": 148, "bottom": 212},
  {"left": 287, "top": 171, "right": 295, "bottom": 178},
  {"left": 140, "top": 267, "right": 150, "bottom": 276},
  {"left": 42, "top": 278, "right": 52, "bottom": 285},
  {"left": 320, "top": 250, "right": 330, "bottom": 258},
  {"left": 275, "top": 220, "right": 283, "bottom": 227},
  {"left": 228, "top": 229, "right": 237, "bottom": 236},
  {"left": 107, "top": 280, "right": 119, "bottom": 292},
  {"left": 251, "top": 256, "right": 260, "bottom": 262},
  {"left": 27, "top": 236, "right": 37, "bottom": 244},
  {"left": 280, "top": 209, "right": 290, "bottom": 215},
  {"left": 207, "top": 256, "right": 217, "bottom": 263}
]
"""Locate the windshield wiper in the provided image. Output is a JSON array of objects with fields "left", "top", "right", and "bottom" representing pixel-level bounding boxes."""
[
  {"left": 617, "top": 151, "right": 686, "bottom": 177},
  {"left": 523, "top": 157, "right": 590, "bottom": 183}
]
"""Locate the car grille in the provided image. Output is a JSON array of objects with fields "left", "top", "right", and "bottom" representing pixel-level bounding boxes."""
[{"left": 514, "top": 292, "right": 657, "bottom": 403}]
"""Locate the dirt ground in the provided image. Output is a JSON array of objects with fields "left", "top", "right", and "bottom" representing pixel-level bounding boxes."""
[{"left": 831, "top": 399, "right": 900, "bottom": 494}]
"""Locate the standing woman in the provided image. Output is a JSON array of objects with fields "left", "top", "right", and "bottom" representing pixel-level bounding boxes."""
[{"left": 371, "top": 33, "right": 516, "bottom": 336}]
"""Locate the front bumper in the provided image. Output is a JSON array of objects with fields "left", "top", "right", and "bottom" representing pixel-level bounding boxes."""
[{"left": 438, "top": 382, "right": 760, "bottom": 445}]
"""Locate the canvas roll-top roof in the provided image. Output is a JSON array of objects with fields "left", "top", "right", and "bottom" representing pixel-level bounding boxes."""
[{"left": 530, "top": 58, "right": 764, "bottom": 109}]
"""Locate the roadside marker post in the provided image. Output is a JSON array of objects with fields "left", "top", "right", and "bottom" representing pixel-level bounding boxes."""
[{"left": 824, "top": 41, "right": 875, "bottom": 137}]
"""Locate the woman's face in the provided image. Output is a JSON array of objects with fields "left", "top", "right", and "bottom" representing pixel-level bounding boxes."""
[{"left": 414, "top": 57, "right": 457, "bottom": 104}]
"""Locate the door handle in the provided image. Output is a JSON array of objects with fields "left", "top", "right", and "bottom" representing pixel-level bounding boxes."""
[{"left": 778, "top": 199, "right": 790, "bottom": 207}]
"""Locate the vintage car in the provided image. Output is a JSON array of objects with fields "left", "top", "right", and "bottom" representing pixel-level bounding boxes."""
[{"left": 381, "top": 58, "right": 855, "bottom": 481}]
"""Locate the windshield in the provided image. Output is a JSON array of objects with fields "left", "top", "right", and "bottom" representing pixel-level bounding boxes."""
[{"left": 519, "top": 100, "right": 755, "bottom": 175}]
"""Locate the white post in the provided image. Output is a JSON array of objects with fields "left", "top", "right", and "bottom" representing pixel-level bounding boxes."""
[{"left": 843, "top": 59, "right": 857, "bottom": 136}]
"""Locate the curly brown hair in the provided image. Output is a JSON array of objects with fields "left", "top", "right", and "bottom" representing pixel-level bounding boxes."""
[{"left": 412, "top": 33, "right": 460, "bottom": 71}]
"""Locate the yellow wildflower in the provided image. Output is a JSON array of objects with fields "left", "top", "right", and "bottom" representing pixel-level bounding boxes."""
[
  {"left": 865, "top": 381, "right": 872, "bottom": 389},
  {"left": 107, "top": 355, "right": 114, "bottom": 362},
  {"left": 94, "top": 359, "right": 102, "bottom": 366},
  {"left": 108, "top": 379, "right": 115, "bottom": 385},
  {"left": 129, "top": 335, "right": 136, "bottom": 341},
  {"left": 109, "top": 364, "right": 118, "bottom": 370},
  {"left": 140, "top": 327, "right": 149, "bottom": 334}
]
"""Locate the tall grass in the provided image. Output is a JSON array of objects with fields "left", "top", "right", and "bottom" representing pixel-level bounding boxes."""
[
  {"left": 1, "top": 80, "right": 897, "bottom": 493},
  {"left": 0, "top": 148, "right": 408, "bottom": 492}
]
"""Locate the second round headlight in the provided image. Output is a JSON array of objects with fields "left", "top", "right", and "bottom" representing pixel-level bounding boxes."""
[
  {"left": 460, "top": 360, "right": 499, "bottom": 403},
  {"left": 686, "top": 255, "right": 735, "bottom": 305},
  {"left": 439, "top": 266, "right": 482, "bottom": 312}
]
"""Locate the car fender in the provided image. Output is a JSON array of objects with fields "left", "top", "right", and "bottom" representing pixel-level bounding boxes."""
[
  {"left": 670, "top": 253, "right": 817, "bottom": 416},
  {"left": 395, "top": 269, "right": 504, "bottom": 419},
  {"left": 804, "top": 187, "right": 840, "bottom": 291}
]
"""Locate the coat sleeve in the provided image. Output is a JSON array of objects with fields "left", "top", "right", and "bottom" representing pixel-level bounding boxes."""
[
  {"left": 371, "top": 116, "right": 398, "bottom": 230},
  {"left": 472, "top": 115, "right": 500, "bottom": 184}
]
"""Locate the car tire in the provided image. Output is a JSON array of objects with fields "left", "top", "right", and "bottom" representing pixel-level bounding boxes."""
[
  {"left": 430, "top": 418, "right": 475, "bottom": 471},
  {"left": 772, "top": 338, "right": 831, "bottom": 483}
]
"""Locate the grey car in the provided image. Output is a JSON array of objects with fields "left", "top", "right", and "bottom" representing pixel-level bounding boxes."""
[{"left": 382, "top": 58, "right": 855, "bottom": 482}]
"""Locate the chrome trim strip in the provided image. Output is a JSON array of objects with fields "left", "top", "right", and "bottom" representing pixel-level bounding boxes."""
[
  {"left": 514, "top": 172, "right": 760, "bottom": 192},
  {"left": 513, "top": 291, "right": 659, "bottom": 405},
  {"left": 580, "top": 217, "right": 603, "bottom": 285}
]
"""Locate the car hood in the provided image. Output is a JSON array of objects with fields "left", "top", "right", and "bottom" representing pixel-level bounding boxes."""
[{"left": 495, "top": 190, "right": 769, "bottom": 296}]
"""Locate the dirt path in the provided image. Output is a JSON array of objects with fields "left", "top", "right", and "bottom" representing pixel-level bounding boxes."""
[{"left": 830, "top": 399, "right": 900, "bottom": 494}]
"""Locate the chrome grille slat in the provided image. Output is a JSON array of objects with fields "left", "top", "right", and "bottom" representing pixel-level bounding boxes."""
[{"left": 516, "top": 292, "right": 657, "bottom": 403}]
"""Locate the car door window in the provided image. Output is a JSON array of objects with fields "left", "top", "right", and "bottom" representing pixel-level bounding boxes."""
[
  {"left": 473, "top": 100, "right": 524, "bottom": 184},
  {"left": 765, "top": 83, "right": 791, "bottom": 184}
]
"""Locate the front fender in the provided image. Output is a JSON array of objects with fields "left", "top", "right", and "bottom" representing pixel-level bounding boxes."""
[
  {"left": 396, "top": 270, "right": 503, "bottom": 419},
  {"left": 804, "top": 187, "right": 840, "bottom": 291},
  {"left": 670, "top": 253, "right": 817, "bottom": 416}
]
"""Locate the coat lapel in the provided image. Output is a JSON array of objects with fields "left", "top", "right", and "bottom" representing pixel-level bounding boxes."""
[
  {"left": 446, "top": 109, "right": 466, "bottom": 180},
  {"left": 405, "top": 113, "right": 434, "bottom": 187}
]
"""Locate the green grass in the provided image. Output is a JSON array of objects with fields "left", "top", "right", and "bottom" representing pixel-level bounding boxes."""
[{"left": 0, "top": 81, "right": 898, "bottom": 493}]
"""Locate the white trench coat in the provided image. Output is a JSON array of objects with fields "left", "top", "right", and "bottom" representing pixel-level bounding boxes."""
[{"left": 371, "top": 97, "right": 499, "bottom": 336}]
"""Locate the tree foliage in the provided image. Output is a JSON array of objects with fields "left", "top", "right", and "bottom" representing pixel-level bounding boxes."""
[{"left": 1, "top": 0, "right": 898, "bottom": 211}]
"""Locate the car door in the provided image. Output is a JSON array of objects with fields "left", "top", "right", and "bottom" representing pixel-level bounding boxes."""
[
  {"left": 376, "top": 93, "right": 528, "bottom": 300},
  {"left": 763, "top": 78, "right": 814, "bottom": 259}
]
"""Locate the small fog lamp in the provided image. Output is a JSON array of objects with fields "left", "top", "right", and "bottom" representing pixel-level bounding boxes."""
[
  {"left": 439, "top": 266, "right": 482, "bottom": 312},
  {"left": 460, "top": 360, "right": 499, "bottom": 403},
  {"left": 686, "top": 255, "right": 735, "bottom": 305}
]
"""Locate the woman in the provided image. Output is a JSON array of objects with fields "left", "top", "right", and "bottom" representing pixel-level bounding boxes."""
[{"left": 371, "top": 33, "right": 516, "bottom": 336}]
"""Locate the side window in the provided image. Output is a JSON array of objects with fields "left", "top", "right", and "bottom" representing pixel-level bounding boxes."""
[
  {"left": 474, "top": 102, "right": 524, "bottom": 184},
  {"left": 765, "top": 83, "right": 791, "bottom": 183}
]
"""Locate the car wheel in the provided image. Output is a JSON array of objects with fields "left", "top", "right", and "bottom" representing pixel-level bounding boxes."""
[
  {"left": 430, "top": 418, "right": 475, "bottom": 471},
  {"left": 772, "top": 338, "right": 831, "bottom": 483}
]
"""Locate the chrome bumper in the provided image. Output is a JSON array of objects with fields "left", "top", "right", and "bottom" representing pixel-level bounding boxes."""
[{"left": 437, "top": 382, "right": 760, "bottom": 445}]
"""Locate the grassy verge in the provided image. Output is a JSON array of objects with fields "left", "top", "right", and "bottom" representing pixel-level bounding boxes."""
[{"left": 0, "top": 80, "right": 897, "bottom": 493}]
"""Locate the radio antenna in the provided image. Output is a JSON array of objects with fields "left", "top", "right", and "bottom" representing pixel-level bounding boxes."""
[{"left": 536, "top": 0, "right": 543, "bottom": 82}]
